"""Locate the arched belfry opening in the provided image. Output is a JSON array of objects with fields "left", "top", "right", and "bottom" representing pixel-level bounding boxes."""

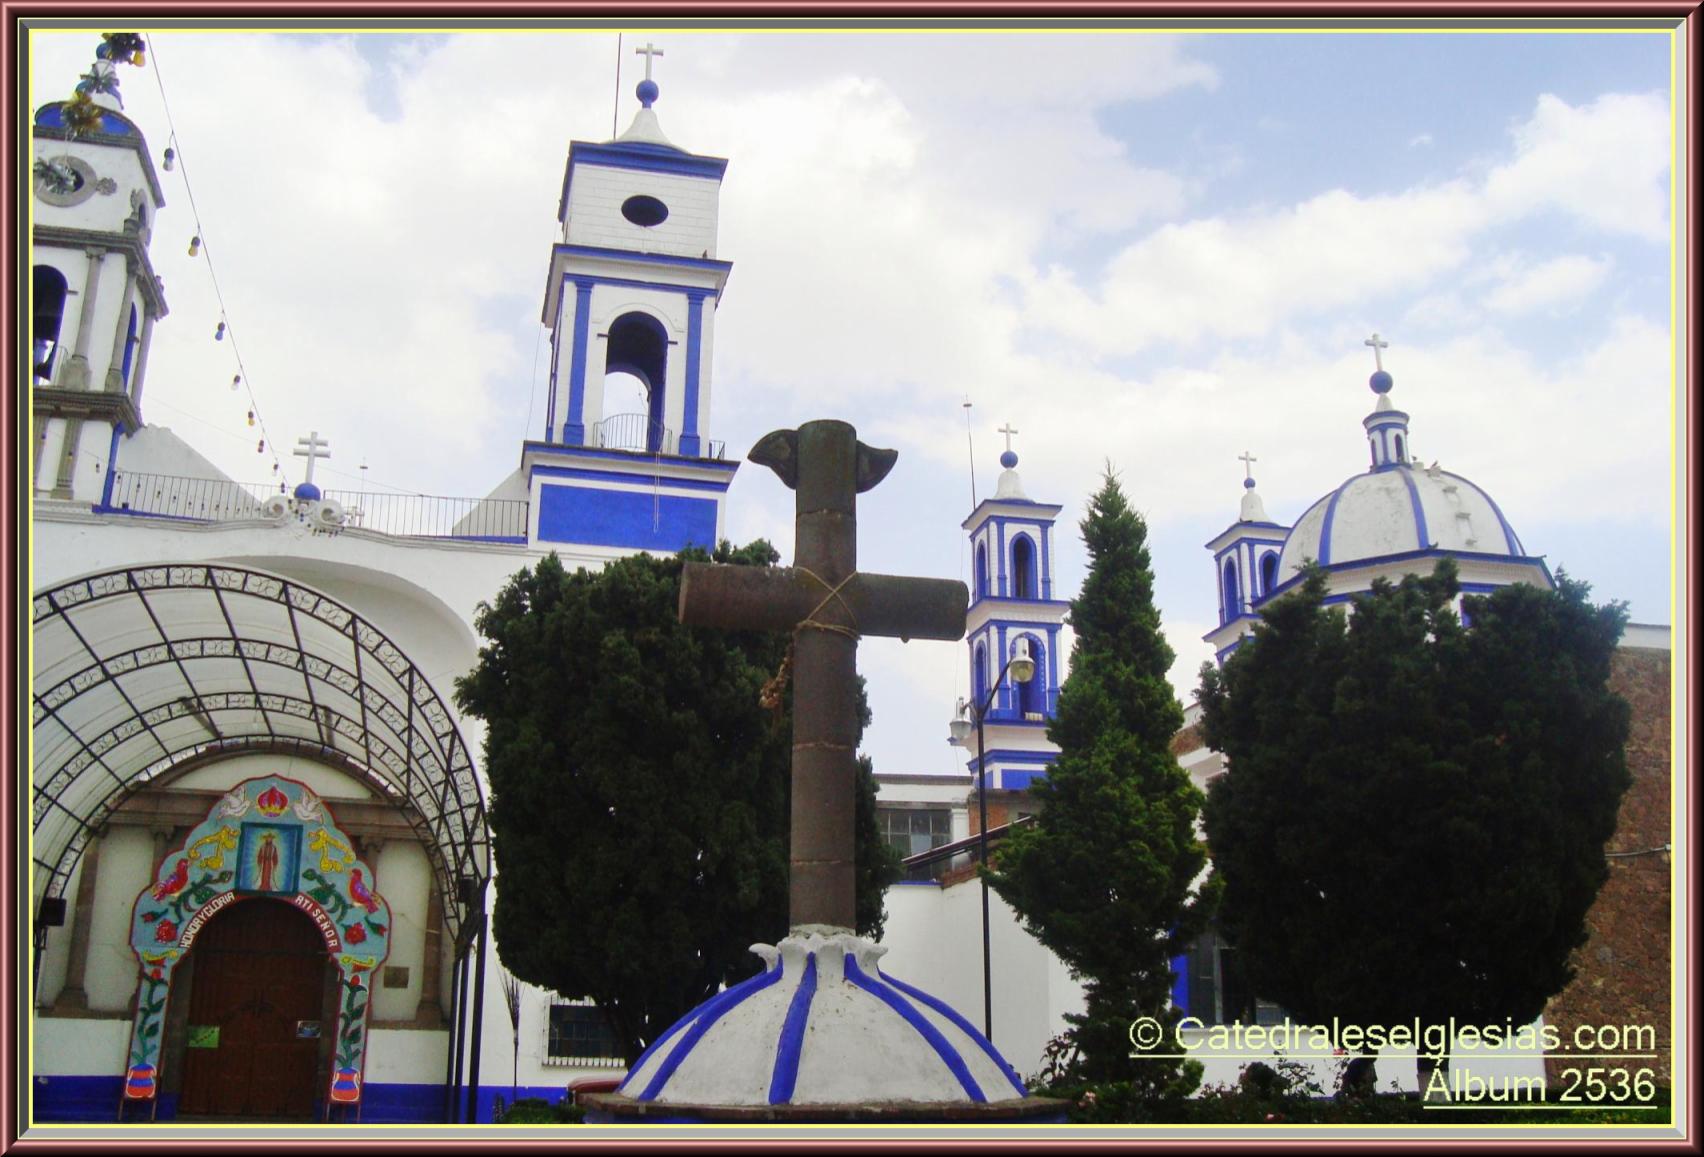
[
  {"left": 33, "top": 265, "right": 68, "bottom": 384},
  {"left": 1011, "top": 535, "right": 1037, "bottom": 600},
  {"left": 603, "top": 312, "right": 669, "bottom": 453}
]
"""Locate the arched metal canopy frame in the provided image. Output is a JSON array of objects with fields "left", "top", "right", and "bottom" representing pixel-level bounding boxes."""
[{"left": 32, "top": 563, "right": 491, "bottom": 950}]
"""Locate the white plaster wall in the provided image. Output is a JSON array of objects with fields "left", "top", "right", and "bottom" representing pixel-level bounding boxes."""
[
  {"left": 169, "top": 753, "right": 374, "bottom": 800},
  {"left": 114, "top": 425, "right": 235, "bottom": 484},
  {"left": 32, "top": 1017, "right": 131, "bottom": 1077},
  {"left": 33, "top": 131, "right": 161, "bottom": 235},
  {"left": 371, "top": 842, "right": 430, "bottom": 1022},
  {"left": 565, "top": 164, "right": 720, "bottom": 258},
  {"left": 83, "top": 826, "right": 152, "bottom": 1012},
  {"left": 34, "top": 854, "right": 84, "bottom": 1007},
  {"left": 367, "top": 1028, "right": 451, "bottom": 1083}
]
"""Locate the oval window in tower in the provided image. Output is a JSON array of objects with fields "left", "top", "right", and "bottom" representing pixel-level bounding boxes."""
[{"left": 621, "top": 194, "right": 669, "bottom": 227}]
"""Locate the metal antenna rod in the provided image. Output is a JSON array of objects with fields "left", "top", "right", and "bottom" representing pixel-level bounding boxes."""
[
  {"left": 612, "top": 33, "right": 623, "bottom": 137},
  {"left": 963, "top": 398, "right": 977, "bottom": 508}
]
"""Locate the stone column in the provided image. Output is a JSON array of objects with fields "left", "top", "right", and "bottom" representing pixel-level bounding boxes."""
[
  {"left": 58, "top": 247, "right": 106, "bottom": 390},
  {"left": 55, "top": 838, "right": 103, "bottom": 1011},
  {"left": 102, "top": 270, "right": 137, "bottom": 392},
  {"left": 129, "top": 311, "right": 157, "bottom": 410}
]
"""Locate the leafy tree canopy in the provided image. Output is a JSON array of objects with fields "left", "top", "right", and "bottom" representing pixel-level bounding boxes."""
[
  {"left": 989, "top": 470, "right": 1211, "bottom": 1091},
  {"left": 454, "top": 542, "right": 899, "bottom": 1064},
  {"left": 1199, "top": 558, "right": 1631, "bottom": 1057}
]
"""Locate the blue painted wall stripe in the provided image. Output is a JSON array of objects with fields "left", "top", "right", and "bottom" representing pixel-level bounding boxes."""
[
  {"left": 565, "top": 281, "right": 593, "bottom": 444},
  {"left": 619, "top": 1007, "right": 696, "bottom": 1094},
  {"left": 1395, "top": 465, "right": 1431, "bottom": 549},
  {"left": 880, "top": 972, "right": 1027, "bottom": 1097},
  {"left": 100, "top": 426, "right": 121, "bottom": 508},
  {"left": 537, "top": 485, "right": 717, "bottom": 553},
  {"left": 843, "top": 955, "right": 984, "bottom": 1103},
  {"left": 767, "top": 952, "right": 818, "bottom": 1104},
  {"left": 635, "top": 962, "right": 784, "bottom": 1102},
  {"left": 680, "top": 293, "right": 704, "bottom": 457}
]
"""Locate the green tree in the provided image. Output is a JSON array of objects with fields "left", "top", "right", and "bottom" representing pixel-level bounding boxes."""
[
  {"left": 989, "top": 471, "right": 1211, "bottom": 1091},
  {"left": 454, "top": 542, "right": 900, "bottom": 1065},
  {"left": 1199, "top": 559, "right": 1631, "bottom": 1087}
]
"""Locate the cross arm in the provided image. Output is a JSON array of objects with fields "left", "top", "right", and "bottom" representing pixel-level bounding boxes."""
[{"left": 679, "top": 564, "right": 966, "bottom": 642}]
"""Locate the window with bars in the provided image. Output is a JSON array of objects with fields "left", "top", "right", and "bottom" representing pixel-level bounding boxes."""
[
  {"left": 543, "top": 1000, "right": 625, "bottom": 1067},
  {"left": 877, "top": 807, "right": 952, "bottom": 858}
]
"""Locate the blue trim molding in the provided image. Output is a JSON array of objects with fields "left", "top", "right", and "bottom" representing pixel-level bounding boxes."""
[
  {"left": 680, "top": 293, "right": 705, "bottom": 458},
  {"left": 531, "top": 464, "right": 732, "bottom": 493},
  {"left": 537, "top": 484, "right": 718, "bottom": 553},
  {"left": 564, "top": 281, "right": 594, "bottom": 445}
]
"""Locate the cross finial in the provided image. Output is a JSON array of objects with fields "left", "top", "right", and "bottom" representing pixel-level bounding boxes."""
[
  {"left": 1364, "top": 332, "right": 1389, "bottom": 371},
  {"left": 635, "top": 42, "right": 664, "bottom": 80},
  {"left": 293, "top": 430, "right": 331, "bottom": 486},
  {"left": 1238, "top": 450, "right": 1257, "bottom": 481},
  {"left": 997, "top": 423, "right": 1019, "bottom": 453}
]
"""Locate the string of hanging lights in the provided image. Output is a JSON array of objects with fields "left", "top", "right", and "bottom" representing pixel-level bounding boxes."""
[{"left": 147, "top": 36, "right": 286, "bottom": 481}]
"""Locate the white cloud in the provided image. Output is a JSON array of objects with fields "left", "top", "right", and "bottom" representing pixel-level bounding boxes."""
[{"left": 1482, "top": 254, "right": 1612, "bottom": 315}]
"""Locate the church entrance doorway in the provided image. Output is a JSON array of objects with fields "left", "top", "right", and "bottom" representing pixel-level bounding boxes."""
[{"left": 176, "top": 898, "right": 332, "bottom": 1120}]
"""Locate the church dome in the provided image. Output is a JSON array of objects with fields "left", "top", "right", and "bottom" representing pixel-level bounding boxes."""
[{"left": 1276, "top": 462, "right": 1527, "bottom": 587}]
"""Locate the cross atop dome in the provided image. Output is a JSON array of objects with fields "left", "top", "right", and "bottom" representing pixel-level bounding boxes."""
[
  {"left": 635, "top": 42, "right": 664, "bottom": 108},
  {"left": 1364, "top": 331, "right": 1395, "bottom": 395},
  {"left": 998, "top": 422, "right": 1020, "bottom": 469},
  {"left": 1239, "top": 449, "right": 1257, "bottom": 489}
]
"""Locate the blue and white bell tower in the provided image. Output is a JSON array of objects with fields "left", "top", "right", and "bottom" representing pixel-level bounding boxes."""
[
  {"left": 523, "top": 45, "right": 738, "bottom": 557},
  {"left": 1201, "top": 451, "right": 1290, "bottom": 662},
  {"left": 961, "top": 427, "right": 1068, "bottom": 796}
]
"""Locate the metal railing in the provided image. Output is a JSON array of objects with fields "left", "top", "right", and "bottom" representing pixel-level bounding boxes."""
[
  {"left": 595, "top": 413, "right": 675, "bottom": 455},
  {"left": 105, "top": 472, "right": 275, "bottom": 520},
  {"left": 101, "top": 472, "right": 529, "bottom": 541}
]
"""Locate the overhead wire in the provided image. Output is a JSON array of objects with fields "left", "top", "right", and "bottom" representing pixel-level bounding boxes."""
[{"left": 146, "top": 38, "right": 288, "bottom": 485}]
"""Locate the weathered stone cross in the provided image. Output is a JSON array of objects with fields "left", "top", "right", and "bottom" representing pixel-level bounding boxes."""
[{"left": 679, "top": 420, "right": 967, "bottom": 931}]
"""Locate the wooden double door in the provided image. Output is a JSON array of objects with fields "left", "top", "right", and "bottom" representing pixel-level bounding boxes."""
[{"left": 177, "top": 898, "right": 332, "bottom": 1120}]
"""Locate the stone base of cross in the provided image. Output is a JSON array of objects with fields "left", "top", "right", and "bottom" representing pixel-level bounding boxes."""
[{"left": 679, "top": 419, "right": 966, "bottom": 931}]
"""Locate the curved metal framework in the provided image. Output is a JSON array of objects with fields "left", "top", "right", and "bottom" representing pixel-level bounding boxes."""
[{"left": 32, "top": 564, "right": 491, "bottom": 948}]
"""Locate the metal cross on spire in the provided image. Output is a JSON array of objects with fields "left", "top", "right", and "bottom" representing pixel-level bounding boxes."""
[
  {"left": 635, "top": 42, "right": 664, "bottom": 80},
  {"left": 1364, "top": 332, "right": 1390, "bottom": 371},
  {"left": 998, "top": 423, "right": 1019, "bottom": 454},
  {"left": 293, "top": 431, "right": 331, "bottom": 486},
  {"left": 1239, "top": 450, "right": 1257, "bottom": 481}
]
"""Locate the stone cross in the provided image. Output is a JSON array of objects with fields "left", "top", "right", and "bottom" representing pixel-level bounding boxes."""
[
  {"left": 998, "top": 423, "right": 1019, "bottom": 453},
  {"left": 1239, "top": 450, "right": 1257, "bottom": 481},
  {"left": 293, "top": 431, "right": 331, "bottom": 486},
  {"left": 679, "top": 420, "right": 967, "bottom": 931},
  {"left": 1364, "top": 332, "right": 1389, "bottom": 371},
  {"left": 635, "top": 42, "right": 664, "bottom": 80}
]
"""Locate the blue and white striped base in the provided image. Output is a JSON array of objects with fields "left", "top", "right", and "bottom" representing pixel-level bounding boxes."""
[{"left": 617, "top": 928, "right": 1029, "bottom": 1108}]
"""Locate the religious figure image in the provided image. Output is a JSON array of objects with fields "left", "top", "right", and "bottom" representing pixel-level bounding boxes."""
[{"left": 236, "top": 824, "right": 300, "bottom": 894}]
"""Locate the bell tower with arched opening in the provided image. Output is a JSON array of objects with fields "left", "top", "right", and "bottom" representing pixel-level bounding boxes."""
[
  {"left": 524, "top": 44, "right": 737, "bottom": 557},
  {"left": 960, "top": 426, "right": 1068, "bottom": 809}
]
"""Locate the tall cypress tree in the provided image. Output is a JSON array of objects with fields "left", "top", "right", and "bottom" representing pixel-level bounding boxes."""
[{"left": 989, "top": 470, "right": 1210, "bottom": 1091}]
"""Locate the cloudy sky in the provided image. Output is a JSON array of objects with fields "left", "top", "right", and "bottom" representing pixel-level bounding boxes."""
[{"left": 30, "top": 26, "right": 1679, "bottom": 777}]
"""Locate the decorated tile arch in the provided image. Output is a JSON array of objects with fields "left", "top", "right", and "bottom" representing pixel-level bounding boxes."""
[{"left": 122, "top": 774, "right": 392, "bottom": 1109}]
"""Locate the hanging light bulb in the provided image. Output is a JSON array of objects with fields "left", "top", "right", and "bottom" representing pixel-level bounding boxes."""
[
  {"left": 230, "top": 373, "right": 241, "bottom": 390},
  {"left": 188, "top": 234, "right": 201, "bottom": 257},
  {"left": 214, "top": 320, "right": 225, "bottom": 341},
  {"left": 246, "top": 409, "right": 255, "bottom": 427},
  {"left": 273, "top": 464, "right": 280, "bottom": 476},
  {"left": 162, "top": 147, "right": 175, "bottom": 171},
  {"left": 257, "top": 438, "right": 265, "bottom": 453}
]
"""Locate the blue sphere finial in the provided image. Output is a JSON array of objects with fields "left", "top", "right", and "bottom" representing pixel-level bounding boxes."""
[
  {"left": 1369, "top": 369, "right": 1394, "bottom": 394},
  {"left": 636, "top": 78, "right": 658, "bottom": 108},
  {"left": 1000, "top": 450, "right": 1018, "bottom": 469},
  {"left": 1243, "top": 476, "right": 1256, "bottom": 489},
  {"left": 293, "top": 481, "right": 321, "bottom": 502}
]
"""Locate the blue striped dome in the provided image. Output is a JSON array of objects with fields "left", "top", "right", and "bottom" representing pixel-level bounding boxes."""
[
  {"left": 1276, "top": 464, "right": 1527, "bottom": 588},
  {"left": 617, "top": 930, "right": 1028, "bottom": 1107}
]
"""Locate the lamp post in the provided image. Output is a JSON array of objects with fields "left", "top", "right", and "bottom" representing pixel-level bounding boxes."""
[{"left": 949, "top": 639, "right": 1035, "bottom": 1043}]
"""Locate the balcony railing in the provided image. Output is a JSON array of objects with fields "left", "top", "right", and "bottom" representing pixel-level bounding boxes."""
[
  {"left": 101, "top": 471, "right": 529, "bottom": 541},
  {"left": 592, "top": 413, "right": 727, "bottom": 460}
]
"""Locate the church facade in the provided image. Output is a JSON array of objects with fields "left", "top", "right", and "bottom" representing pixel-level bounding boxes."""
[{"left": 29, "top": 45, "right": 746, "bottom": 1124}]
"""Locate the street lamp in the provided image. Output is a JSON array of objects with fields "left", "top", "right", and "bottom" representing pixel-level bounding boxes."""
[{"left": 948, "top": 638, "right": 1035, "bottom": 1043}]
